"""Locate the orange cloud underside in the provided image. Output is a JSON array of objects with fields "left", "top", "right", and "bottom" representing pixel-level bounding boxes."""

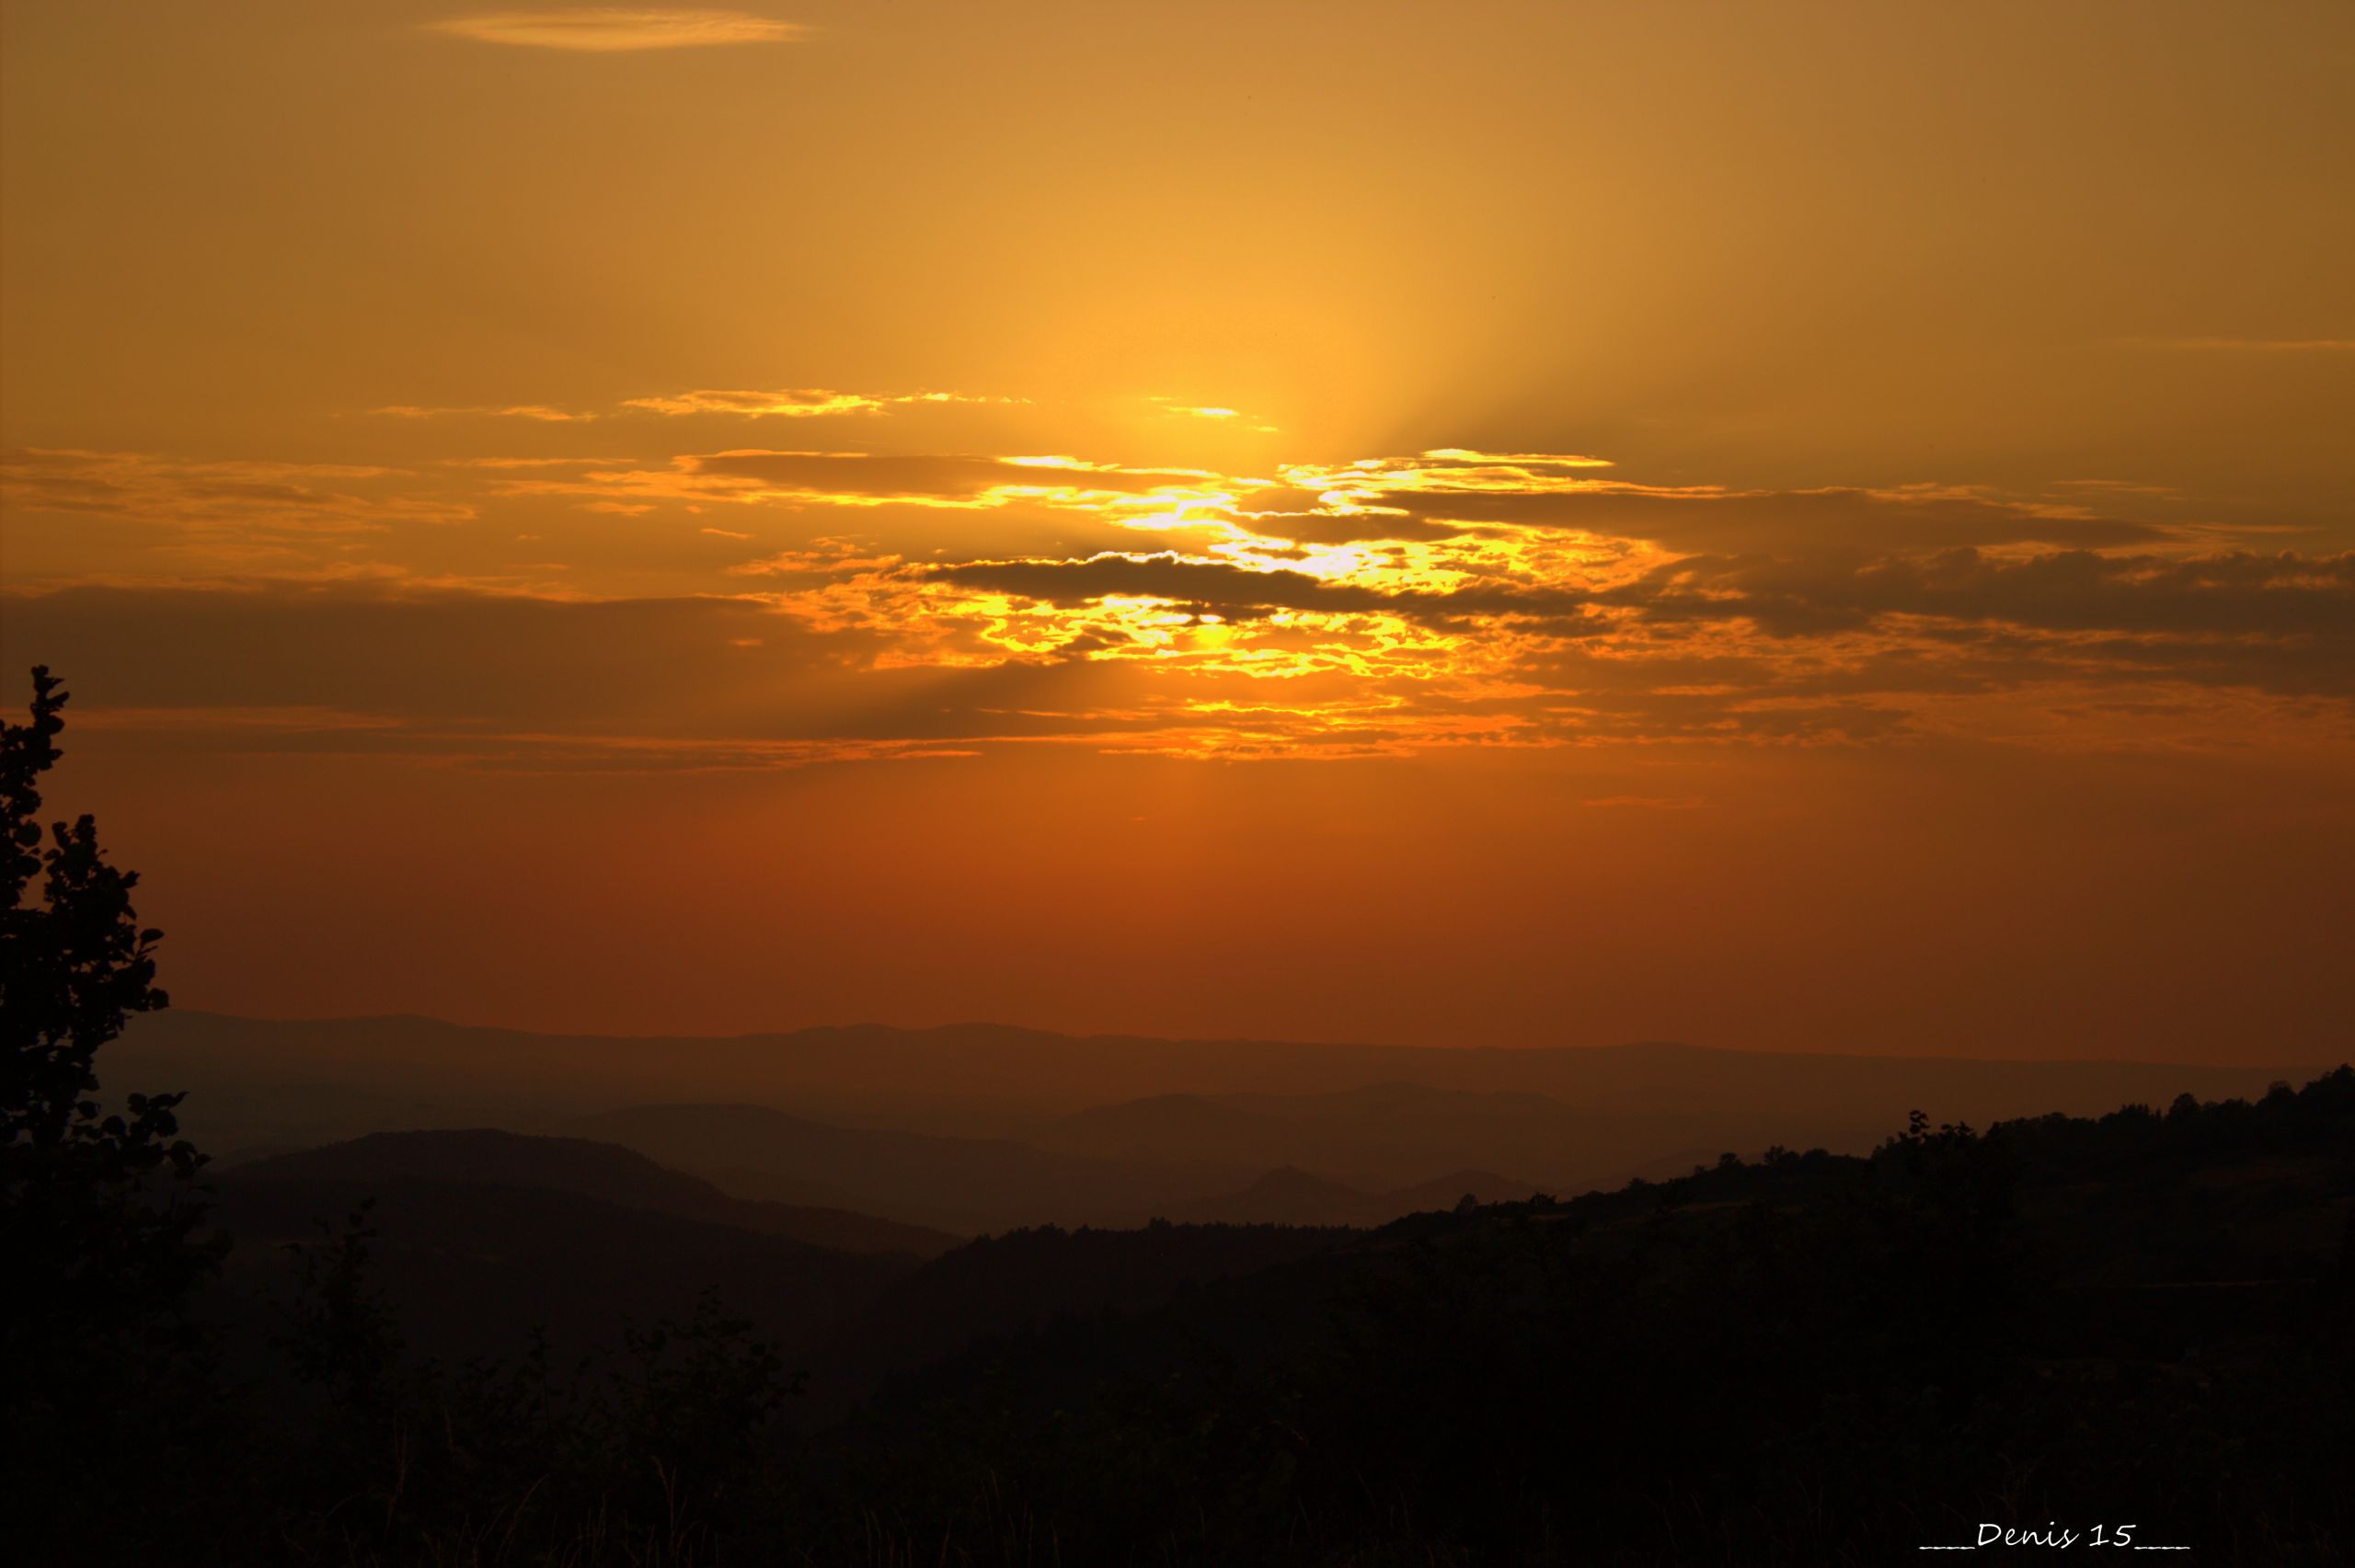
[{"left": 5, "top": 429, "right": 2348, "bottom": 766}]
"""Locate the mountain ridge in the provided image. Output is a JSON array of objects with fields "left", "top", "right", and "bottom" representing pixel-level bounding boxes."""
[{"left": 143, "top": 1009, "right": 2331, "bottom": 1067}]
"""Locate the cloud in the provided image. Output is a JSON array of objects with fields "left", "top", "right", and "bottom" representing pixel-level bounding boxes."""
[
  {"left": 1334, "top": 482, "right": 2171, "bottom": 553},
  {"left": 1231, "top": 509, "right": 1470, "bottom": 545},
  {"left": 1601, "top": 548, "right": 2355, "bottom": 642},
  {"left": 0, "top": 582, "right": 1207, "bottom": 767},
  {"left": 925, "top": 542, "right": 2355, "bottom": 647},
  {"left": 426, "top": 10, "right": 805, "bottom": 52},
  {"left": 1146, "top": 398, "right": 1270, "bottom": 427},
  {"left": 484, "top": 450, "right": 1232, "bottom": 516},
  {"left": 692, "top": 450, "right": 1215, "bottom": 498},
  {"left": 2050, "top": 479, "right": 2181, "bottom": 498},
  {"left": 626, "top": 390, "right": 889, "bottom": 418},
  {"left": 925, "top": 551, "right": 1601, "bottom": 626},
  {"left": 374, "top": 404, "right": 596, "bottom": 422},
  {"left": 0, "top": 448, "right": 472, "bottom": 551},
  {"left": 2123, "top": 337, "right": 2355, "bottom": 353},
  {"left": 930, "top": 553, "right": 1410, "bottom": 618},
  {"left": 624, "top": 389, "right": 1021, "bottom": 418},
  {"left": 6, "top": 557, "right": 2349, "bottom": 771},
  {"left": 12, "top": 432, "right": 2346, "bottom": 762},
  {"left": 439, "top": 456, "right": 639, "bottom": 468}
]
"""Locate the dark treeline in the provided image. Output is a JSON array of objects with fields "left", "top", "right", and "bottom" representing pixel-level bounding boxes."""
[
  {"left": 6, "top": 667, "right": 2352, "bottom": 1566},
  {"left": 17, "top": 1067, "right": 2355, "bottom": 1566}
]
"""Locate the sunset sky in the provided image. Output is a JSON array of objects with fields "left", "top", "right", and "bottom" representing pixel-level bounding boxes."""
[{"left": 3, "top": 2, "right": 2349, "bottom": 1059}]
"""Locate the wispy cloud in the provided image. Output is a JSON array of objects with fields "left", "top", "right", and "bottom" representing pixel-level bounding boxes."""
[
  {"left": 1148, "top": 395, "right": 1280, "bottom": 432},
  {"left": 2122, "top": 336, "right": 2355, "bottom": 353},
  {"left": 622, "top": 388, "right": 1023, "bottom": 418},
  {"left": 373, "top": 389, "right": 1016, "bottom": 424},
  {"left": 427, "top": 10, "right": 805, "bottom": 52},
  {"left": 0, "top": 448, "right": 474, "bottom": 570},
  {"left": 439, "top": 455, "right": 638, "bottom": 468},
  {"left": 2051, "top": 478, "right": 2181, "bottom": 498},
  {"left": 374, "top": 404, "right": 597, "bottom": 422}
]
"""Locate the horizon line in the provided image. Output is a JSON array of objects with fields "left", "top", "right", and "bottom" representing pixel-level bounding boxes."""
[{"left": 136, "top": 1008, "right": 2338, "bottom": 1073}]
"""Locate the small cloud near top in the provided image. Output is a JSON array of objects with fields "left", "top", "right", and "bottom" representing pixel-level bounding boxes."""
[
  {"left": 624, "top": 389, "right": 1022, "bottom": 417},
  {"left": 2120, "top": 336, "right": 2355, "bottom": 353},
  {"left": 428, "top": 9, "right": 805, "bottom": 52},
  {"left": 1147, "top": 395, "right": 1280, "bottom": 432}
]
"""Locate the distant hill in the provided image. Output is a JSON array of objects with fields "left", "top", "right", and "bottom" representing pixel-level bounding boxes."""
[
  {"left": 229, "top": 1128, "right": 962, "bottom": 1257},
  {"left": 1032, "top": 1082, "right": 1709, "bottom": 1190},
  {"left": 121, "top": 1010, "right": 2304, "bottom": 1130},
  {"left": 562, "top": 1103, "right": 1254, "bottom": 1234},
  {"left": 120, "top": 1012, "right": 2317, "bottom": 1227}
]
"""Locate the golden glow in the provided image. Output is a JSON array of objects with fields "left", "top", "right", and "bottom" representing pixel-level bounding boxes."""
[{"left": 8, "top": 417, "right": 2347, "bottom": 762}]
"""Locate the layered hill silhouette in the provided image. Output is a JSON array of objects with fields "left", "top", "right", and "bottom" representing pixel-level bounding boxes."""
[
  {"left": 228, "top": 1128, "right": 961, "bottom": 1256},
  {"left": 201, "top": 1129, "right": 1369, "bottom": 1397},
  {"left": 561, "top": 1103, "right": 1250, "bottom": 1233},
  {"left": 75, "top": 1034, "right": 2355, "bottom": 1562},
  {"left": 119, "top": 1011, "right": 2304, "bottom": 1136},
  {"left": 1029, "top": 1082, "right": 1706, "bottom": 1191},
  {"left": 121, "top": 1012, "right": 2314, "bottom": 1233}
]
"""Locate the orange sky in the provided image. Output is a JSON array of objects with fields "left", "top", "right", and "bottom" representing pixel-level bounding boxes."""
[{"left": 4, "top": 2, "right": 2350, "bottom": 1059}]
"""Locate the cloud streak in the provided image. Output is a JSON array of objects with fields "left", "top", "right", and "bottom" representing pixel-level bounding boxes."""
[
  {"left": 0, "top": 448, "right": 473, "bottom": 558},
  {"left": 623, "top": 389, "right": 1022, "bottom": 418},
  {"left": 2122, "top": 336, "right": 2355, "bottom": 354},
  {"left": 374, "top": 404, "right": 596, "bottom": 422},
  {"left": 427, "top": 10, "right": 805, "bottom": 52}
]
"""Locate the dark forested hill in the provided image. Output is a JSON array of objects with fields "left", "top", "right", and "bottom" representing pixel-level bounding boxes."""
[
  {"left": 206, "top": 1176, "right": 908, "bottom": 1368},
  {"left": 1137, "top": 1163, "right": 1541, "bottom": 1226},
  {"left": 798, "top": 1066, "right": 2354, "bottom": 1565},
  {"left": 29, "top": 1059, "right": 2355, "bottom": 1565},
  {"left": 229, "top": 1128, "right": 963, "bottom": 1256},
  {"left": 802, "top": 1219, "right": 1354, "bottom": 1419}
]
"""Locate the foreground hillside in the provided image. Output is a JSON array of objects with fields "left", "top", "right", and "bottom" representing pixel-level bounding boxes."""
[
  {"left": 17, "top": 1066, "right": 2350, "bottom": 1565},
  {"left": 200, "top": 1130, "right": 1345, "bottom": 1394}
]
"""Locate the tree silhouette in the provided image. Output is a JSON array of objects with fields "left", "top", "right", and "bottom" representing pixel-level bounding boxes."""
[{"left": 2, "top": 666, "right": 221, "bottom": 1427}]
